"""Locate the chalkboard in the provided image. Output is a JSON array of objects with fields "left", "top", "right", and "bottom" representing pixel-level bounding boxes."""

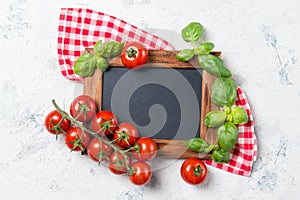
[
  {"left": 83, "top": 50, "right": 221, "bottom": 159},
  {"left": 102, "top": 67, "right": 202, "bottom": 140}
]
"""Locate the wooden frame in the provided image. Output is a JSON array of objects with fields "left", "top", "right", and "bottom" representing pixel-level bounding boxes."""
[{"left": 84, "top": 50, "right": 220, "bottom": 159}]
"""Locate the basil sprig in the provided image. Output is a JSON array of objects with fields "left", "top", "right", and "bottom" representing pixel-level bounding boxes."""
[
  {"left": 184, "top": 138, "right": 218, "bottom": 153},
  {"left": 74, "top": 40, "right": 124, "bottom": 77},
  {"left": 178, "top": 22, "right": 250, "bottom": 164},
  {"left": 176, "top": 22, "right": 231, "bottom": 78}
]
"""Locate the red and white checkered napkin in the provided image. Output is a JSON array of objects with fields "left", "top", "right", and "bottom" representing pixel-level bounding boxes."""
[
  {"left": 57, "top": 8, "right": 257, "bottom": 176},
  {"left": 58, "top": 8, "right": 173, "bottom": 82}
]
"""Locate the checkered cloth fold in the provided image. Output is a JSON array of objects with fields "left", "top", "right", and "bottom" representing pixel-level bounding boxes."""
[
  {"left": 58, "top": 8, "right": 172, "bottom": 81},
  {"left": 57, "top": 8, "right": 257, "bottom": 176}
]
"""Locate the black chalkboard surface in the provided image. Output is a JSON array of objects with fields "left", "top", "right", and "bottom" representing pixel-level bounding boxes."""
[
  {"left": 83, "top": 49, "right": 220, "bottom": 159},
  {"left": 102, "top": 67, "right": 202, "bottom": 140}
]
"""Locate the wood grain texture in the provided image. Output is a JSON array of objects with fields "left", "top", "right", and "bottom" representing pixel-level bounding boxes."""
[
  {"left": 109, "top": 50, "right": 221, "bottom": 69},
  {"left": 83, "top": 50, "right": 221, "bottom": 159},
  {"left": 84, "top": 68, "right": 103, "bottom": 111}
]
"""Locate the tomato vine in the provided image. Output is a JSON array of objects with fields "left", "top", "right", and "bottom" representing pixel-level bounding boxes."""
[{"left": 51, "top": 99, "right": 133, "bottom": 172}]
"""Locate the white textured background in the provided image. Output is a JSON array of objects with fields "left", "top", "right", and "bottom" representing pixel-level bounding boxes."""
[{"left": 0, "top": 0, "right": 300, "bottom": 199}]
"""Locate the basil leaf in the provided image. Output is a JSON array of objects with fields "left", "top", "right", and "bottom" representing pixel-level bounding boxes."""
[
  {"left": 74, "top": 53, "right": 96, "bottom": 77},
  {"left": 204, "top": 110, "right": 226, "bottom": 128},
  {"left": 95, "top": 56, "right": 109, "bottom": 71},
  {"left": 217, "top": 122, "right": 238, "bottom": 152},
  {"left": 198, "top": 54, "right": 232, "bottom": 78},
  {"left": 232, "top": 107, "right": 248, "bottom": 125},
  {"left": 195, "top": 42, "right": 214, "bottom": 55},
  {"left": 94, "top": 40, "right": 105, "bottom": 57},
  {"left": 182, "top": 22, "right": 203, "bottom": 42},
  {"left": 102, "top": 41, "right": 125, "bottom": 58},
  {"left": 212, "top": 149, "right": 230, "bottom": 164},
  {"left": 211, "top": 77, "right": 237, "bottom": 107},
  {"left": 184, "top": 138, "right": 208, "bottom": 152},
  {"left": 176, "top": 49, "right": 195, "bottom": 62}
]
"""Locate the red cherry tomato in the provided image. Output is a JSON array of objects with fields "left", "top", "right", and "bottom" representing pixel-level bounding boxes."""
[
  {"left": 91, "top": 110, "right": 118, "bottom": 136},
  {"left": 180, "top": 158, "right": 208, "bottom": 185},
  {"left": 108, "top": 151, "right": 132, "bottom": 175},
  {"left": 121, "top": 41, "right": 148, "bottom": 69},
  {"left": 129, "top": 161, "right": 152, "bottom": 186},
  {"left": 113, "top": 122, "right": 139, "bottom": 148},
  {"left": 87, "top": 138, "right": 112, "bottom": 162},
  {"left": 70, "top": 95, "right": 97, "bottom": 122},
  {"left": 132, "top": 137, "right": 158, "bottom": 162},
  {"left": 65, "top": 126, "right": 91, "bottom": 151},
  {"left": 44, "top": 110, "right": 71, "bottom": 135}
]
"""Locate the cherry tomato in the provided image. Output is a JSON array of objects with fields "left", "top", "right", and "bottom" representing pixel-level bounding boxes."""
[
  {"left": 129, "top": 161, "right": 152, "bottom": 186},
  {"left": 91, "top": 110, "right": 118, "bottom": 136},
  {"left": 113, "top": 122, "right": 139, "bottom": 148},
  {"left": 87, "top": 138, "right": 112, "bottom": 162},
  {"left": 121, "top": 41, "right": 148, "bottom": 69},
  {"left": 44, "top": 110, "right": 71, "bottom": 135},
  {"left": 65, "top": 126, "right": 91, "bottom": 151},
  {"left": 70, "top": 95, "right": 97, "bottom": 122},
  {"left": 108, "top": 151, "right": 132, "bottom": 175},
  {"left": 132, "top": 137, "right": 158, "bottom": 162},
  {"left": 180, "top": 158, "right": 208, "bottom": 185}
]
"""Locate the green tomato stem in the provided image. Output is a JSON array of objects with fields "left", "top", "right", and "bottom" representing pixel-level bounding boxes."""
[
  {"left": 126, "top": 47, "right": 138, "bottom": 58},
  {"left": 122, "top": 146, "right": 136, "bottom": 153}
]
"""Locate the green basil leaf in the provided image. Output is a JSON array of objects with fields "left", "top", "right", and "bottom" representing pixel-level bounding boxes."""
[
  {"left": 176, "top": 49, "right": 195, "bottom": 62},
  {"left": 102, "top": 41, "right": 125, "bottom": 58},
  {"left": 198, "top": 54, "right": 232, "bottom": 78},
  {"left": 94, "top": 40, "right": 104, "bottom": 57},
  {"left": 194, "top": 42, "right": 214, "bottom": 55},
  {"left": 232, "top": 107, "right": 248, "bottom": 125},
  {"left": 212, "top": 149, "right": 230, "bottom": 164},
  {"left": 95, "top": 56, "right": 109, "bottom": 71},
  {"left": 217, "top": 122, "right": 238, "bottom": 152},
  {"left": 183, "top": 138, "right": 208, "bottom": 152},
  {"left": 211, "top": 77, "right": 237, "bottom": 107},
  {"left": 182, "top": 22, "right": 203, "bottom": 42},
  {"left": 204, "top": 110, "right": 226, "bottom": 127},
  {"left": 74, "top": 53, "right": 96, "bottom": 77}
]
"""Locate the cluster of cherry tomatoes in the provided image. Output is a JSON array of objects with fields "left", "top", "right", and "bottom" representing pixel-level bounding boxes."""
[
  {"left": 45, "top": 95, "right": 157, "bottom": 186},
  {"left": 45, "top": 95, "right": 208, "bottom": 186}
]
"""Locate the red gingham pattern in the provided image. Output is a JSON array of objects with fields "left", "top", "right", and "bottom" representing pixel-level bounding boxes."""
[
  {"left": 58, "top": 8, "right": 173, "bottom": 82},
  {"left": 57, "top": 8, "right": 257, "bottom": 176},
  {"left": 204, "top": 87, "right": 257, "bottom": 176}
]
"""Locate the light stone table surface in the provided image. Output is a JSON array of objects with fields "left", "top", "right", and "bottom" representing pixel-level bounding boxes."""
[{"left": 0, "top": 0, "right": 299, "bottom": 199}]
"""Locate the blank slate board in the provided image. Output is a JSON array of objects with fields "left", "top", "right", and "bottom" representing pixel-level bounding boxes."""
[
  {"left": 84, "top": 50, "right": 220, "bottom": 159},
  {"left": 102, "top": 67, "right": 202, "bottom": 140}
]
